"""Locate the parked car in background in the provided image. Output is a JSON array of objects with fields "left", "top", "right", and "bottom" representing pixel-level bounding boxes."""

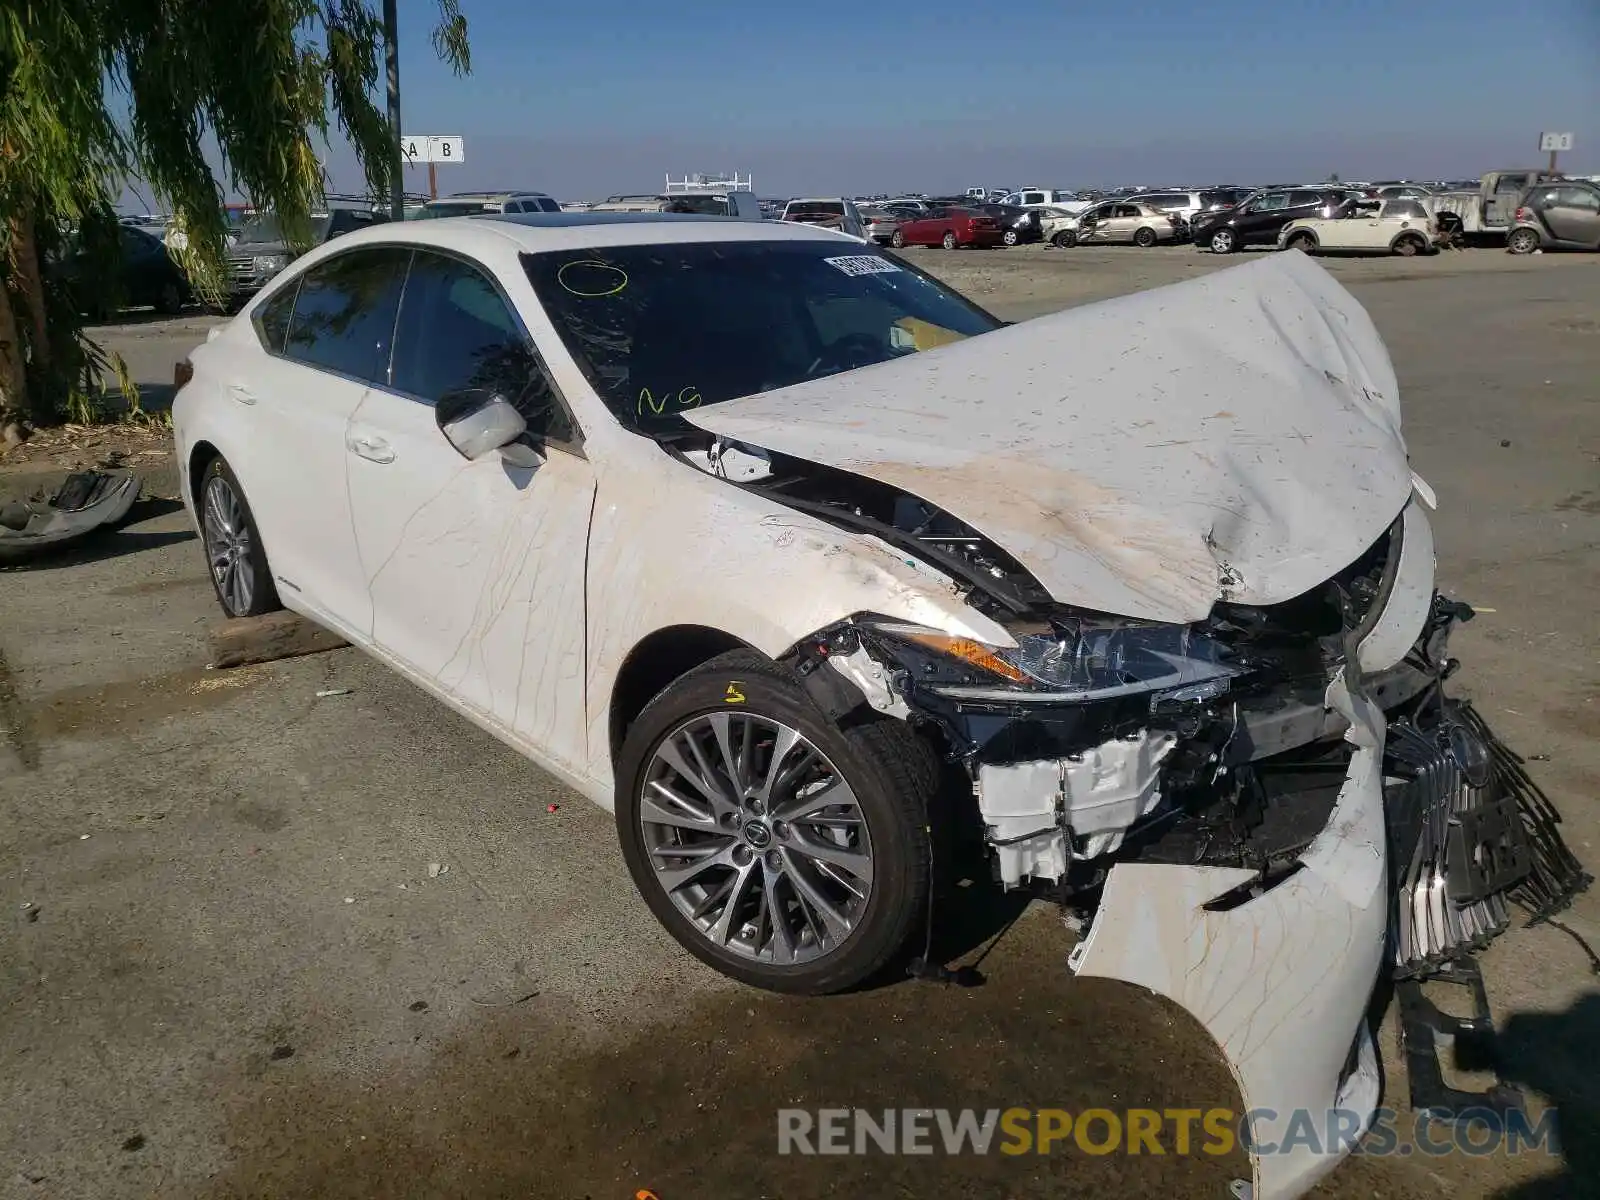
[
  {"left": 1278, "top": 198, "right": 1438, "bottom": 256},
  {"left": 1427, "top": 169, "right": 1568, "bottom": 244},
  {"left": 975, "top": 203, "right": 1043, "bottom": 246},
  {"left": 1047, "top": 200, "right": 1180, "bottom": 248},
  {"left": 1191, "top": 188, "right": 1346, "bottom": 253},
  {"left": 226, "top": 205, "right": 384, "bottom": 299},
  {"left": 857, "top": 207, "right": 901, "bottom": 244},
  {"left": 64, "top": 223, "right": 192, "bottom": 318},
  {"left": 782, "top": 198, "right": 866, "bottom": 240},
  {"left": 1367, "top": 183, "right": 1434, "bottom": 201},
  {"left": 417, "top": 191, "right": 563, "bottom": 217},
  {"left": 1001, "top": 187, "right": 1090, "bottom": 214},
  {"left": 890, "top": 206, "right": 1005, "bottom": 248},
  {"left": 1506, "top": 181, "right": 1600, "bottom": 253}
]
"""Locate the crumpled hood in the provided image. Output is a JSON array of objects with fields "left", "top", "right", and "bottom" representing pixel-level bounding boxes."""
[{"left": 685, "top": 251, "right": 1413, "bottom": 624}]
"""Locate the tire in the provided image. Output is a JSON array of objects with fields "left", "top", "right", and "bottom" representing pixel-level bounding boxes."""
[
  {"left": 891, "top": 230, "right": 905, "bottom": 249},
  {"left": 1133, "top": 226, "right": 1158, "bottom": 248},
  {"left": 942, "top": 231, "right": 958, "bottom": 250},
  {"left": 1392, "top": 234, "right": 1423, "bottom": 257},
  {"left": 1052, "top": 230, "right": 1077, "bottom": 248},
  {"left": 1002, "top": 229, "right": 1019, "bottom": 247},
  {"left": 1286, "top": 232, "right": 1317, "bottom": 254},
  {"left": 615, "top": 650, "right": 937, "bottom": 995},
  {"left": 1506, "top": 226, "right": 1540, "bottom": 255},
  {"left": 198, "top": 455, "right": 280, "bottom": 618},
  {"left": 1209, "top": 229, "right": 1238, "bottom": 254},
  {"left": 155, "top": 280, "right": 184, "bottom": 316}
]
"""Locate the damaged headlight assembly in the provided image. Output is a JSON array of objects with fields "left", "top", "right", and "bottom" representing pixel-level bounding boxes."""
[{"left": 865, "top": 615, "right": 1246, "bottom": 706}]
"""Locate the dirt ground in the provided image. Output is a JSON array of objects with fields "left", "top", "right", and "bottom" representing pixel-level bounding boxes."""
[{"left": 2, "top": 244, "right": 1598, "bottom": 1200}]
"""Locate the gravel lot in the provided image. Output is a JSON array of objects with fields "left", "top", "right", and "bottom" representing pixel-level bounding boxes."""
[{"left": 2, "top": 245, "right": 1597, "bottom": 1200}]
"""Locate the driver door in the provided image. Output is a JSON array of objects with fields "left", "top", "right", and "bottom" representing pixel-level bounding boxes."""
[{"left": 343, "top": 248, "right": 596, "bottom": 766}]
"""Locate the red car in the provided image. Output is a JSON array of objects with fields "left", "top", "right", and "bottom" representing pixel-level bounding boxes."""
[{"left": 890, "top": 206, "right": 1004, "bottom": 249}]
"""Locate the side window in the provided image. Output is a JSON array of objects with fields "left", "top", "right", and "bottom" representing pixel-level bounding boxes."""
[
  {"left": 502, "top": 200, "right": 522, "bottom": 213},
  {"left": 537, "top": 197, "right": 562, "bottom": 212},
  {"left": 390, "top": 250, "right": 575, "bottom": 444},
  {"left": 1257, "top": 193, "right": 1290, "bottom": 212},
  {"left": 254, "top": 279, "right": 299, "bottom": 354},
  {"left": 1557, "top": 188, "right": 1600, "bottom": 211},
  {"left": 282, "top": 248, "right": 409, "bottom": 382}
]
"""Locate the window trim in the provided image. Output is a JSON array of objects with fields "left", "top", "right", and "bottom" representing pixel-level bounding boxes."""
[{"left": 377, "top": 244, "right": 586, "bottom": 457}]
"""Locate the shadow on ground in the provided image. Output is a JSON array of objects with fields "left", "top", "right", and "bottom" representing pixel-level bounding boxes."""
[
  {"left": 181, "top": 915, "right": 1248, "bottom": 1200},
  {"left": 1491, "top": 991, "right": 1600, "bottom": 1199}
]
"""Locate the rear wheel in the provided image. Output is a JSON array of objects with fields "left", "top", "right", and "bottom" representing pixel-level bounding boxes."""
[
  {"left": 1286, "top": 231, "right": 1318, "bottom": 254},
  {"left": 1133, "top": 226, "right": 1158, "bottom": 248},
  {"left": 155, "top": 280, "right": 184, "bottom": 315},
  {"left": 1052, "top": 229, "right": 1077, "bottom": 248},
  {"left": 1209, "top": 228, "right": 1238, "bottom": 253},
  {"left": 1002, "top": 229, "right": 1019, "bottom": 246},
  {"left": 1506, "top": 226, "right": 1540, "bottom": 255},
  {"left": 942, "top": 231, "right": 958, "bottom": 250},
  {"left": 199, "top": 456, "right": 280, "bottom": 618},
  {"left": 615, "top": 651, "right": 937, "bottom": 995},
  {"left": 891, "top": 230, "right": 906, "bottom": 249},
  {"left": 1392, "top": 234, "right": 1424, "bottom": 257}
]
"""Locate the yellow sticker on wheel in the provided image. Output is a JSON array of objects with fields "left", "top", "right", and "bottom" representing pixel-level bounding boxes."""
[{"left": 724, "top": 682, "right": 746, "bottom": 704}]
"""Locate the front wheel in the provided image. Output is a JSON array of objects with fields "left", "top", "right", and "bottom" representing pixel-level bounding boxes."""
[
  {"left": 199, "top": 456, "right": 281, "bottom": 618},
  {"left": 942, "top": 231, "right": 958, "bottom": 250},
  {"left": 891, "top": 230, "right": 906, "bottom": 249},
  {"left": 1052, "top": 229, "right": 1077, "bottom": 248},
  {"left": 1002, "top": 229, "right": 1019, "bottom": 246},
  {"left": 1392, "top": 235, "right": 1423, "bottom": 257},
  {"left": 1506, "top": 226, "right": 1540, "bottom": 255},
  {"left": 615, "top": 651, "right": 937, "bottom": 995},
  {"left": 1209, "top": 229, "right": 1238, "bottom": 254},
  {"left": 1286, "top": 232, "right": 1317, "bottom": 254}
]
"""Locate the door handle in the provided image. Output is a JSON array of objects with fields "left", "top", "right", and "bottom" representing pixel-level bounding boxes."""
[
  {"left": 228, "top": 384, "right": 257, "bottom": 406},
  {"left": 346, "top": 433, "right": 395, "bottom": 464}
]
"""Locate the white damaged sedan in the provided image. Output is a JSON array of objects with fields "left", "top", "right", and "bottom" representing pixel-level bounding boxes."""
[{"left": 174, "top": 214, "right": 1582, "bottom": 1199}]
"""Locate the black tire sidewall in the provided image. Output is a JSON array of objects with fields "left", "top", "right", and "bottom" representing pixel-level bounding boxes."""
[
  {"left": 200, "top": 456, "right": 280, "bottom": 617},
  {"left": 615, "top": 662, "right": 930, "bottom": 994},
  {"left": 1135, "top": 227, "right": 1156, "bottom": 247}
]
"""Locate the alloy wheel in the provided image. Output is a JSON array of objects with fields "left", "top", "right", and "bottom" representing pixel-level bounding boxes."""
[
  {"left": 638, "top": 711, "right": 875, "bottom": 966},
  {"left": 203, "top": 474, "right": 256, "bottom": 615},
  {"left": 1210, "top": 230, "right": 1235, "bottom": 253}
]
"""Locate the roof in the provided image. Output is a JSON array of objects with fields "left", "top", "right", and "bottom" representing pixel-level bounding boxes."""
[{"left": 273, "top": 211, "right": 858, "bottom": 269}]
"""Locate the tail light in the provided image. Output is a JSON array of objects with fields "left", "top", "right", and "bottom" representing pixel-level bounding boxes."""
[
  {"left": 1515, "top": 207, "right": 1533, "bottom": 223},
  {"left": 1166, "top": 214, "right": 1180, "bottom": 225}
]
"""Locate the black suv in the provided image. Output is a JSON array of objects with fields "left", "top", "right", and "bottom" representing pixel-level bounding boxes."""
[
  {"left": 1191, "top": 188, "right": 1347, "bottom": 253},
  {"left": 225, "top": 205, "right": 385, "bottom": 299}
]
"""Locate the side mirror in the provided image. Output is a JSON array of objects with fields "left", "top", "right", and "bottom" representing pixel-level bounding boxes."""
[{"left": 437, "top": 388, "right": 528, "bottom": 461}]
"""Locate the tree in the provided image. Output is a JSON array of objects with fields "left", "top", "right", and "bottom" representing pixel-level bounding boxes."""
[{"left": 0, "top": 0, "right": 469, "bottom": 433}]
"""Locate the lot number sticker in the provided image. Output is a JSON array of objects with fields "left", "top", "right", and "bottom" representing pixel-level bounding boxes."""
[{"left": 824, "top": 255, "right": 902, "bottom": 277}]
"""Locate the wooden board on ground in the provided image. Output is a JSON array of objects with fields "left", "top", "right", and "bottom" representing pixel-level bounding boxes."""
[{"left": 209, "top": 610, "right": 348, "bottom": 669}]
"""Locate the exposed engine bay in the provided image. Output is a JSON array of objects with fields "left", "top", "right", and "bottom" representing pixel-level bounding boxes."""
[{"left": 670, "top": 434, "right": 1588, "bottom": 962}]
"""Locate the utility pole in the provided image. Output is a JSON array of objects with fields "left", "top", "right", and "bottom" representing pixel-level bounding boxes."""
[{"left": 383, "top": 0, "right": 404, "bottom": 221}]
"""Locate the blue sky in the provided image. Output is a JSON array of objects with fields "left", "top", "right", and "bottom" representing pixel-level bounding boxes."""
[{"left": 177, "top": 0, "right": 1600, "bottom": 203}]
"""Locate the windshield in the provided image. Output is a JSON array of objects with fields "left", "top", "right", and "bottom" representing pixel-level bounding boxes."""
[
  {"left": 523, "top": 240, "right": 1002, "bottom": 434},
  {"left": 234, "top": 213, "right": 330, "bottom": 243}
]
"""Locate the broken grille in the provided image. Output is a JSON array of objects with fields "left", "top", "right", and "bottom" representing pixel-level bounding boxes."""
[{"left": 1384, "top": 700, "right": 1589, "bottom": 979}]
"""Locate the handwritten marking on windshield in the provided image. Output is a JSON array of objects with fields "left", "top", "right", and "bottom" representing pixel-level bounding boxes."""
[
  {"left": 557, "top": 259, "right": 629, "bottom": 297},
  {"left": 637, "top": 386, "right": 703, "bottom": 418}
]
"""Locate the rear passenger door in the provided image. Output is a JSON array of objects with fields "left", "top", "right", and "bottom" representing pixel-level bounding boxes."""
[
  {"left": 236, "top": 247, "right": 410, "bottom": 632},
  {"left": 342, "top": 249, "right": 597, "bottom": 766}
]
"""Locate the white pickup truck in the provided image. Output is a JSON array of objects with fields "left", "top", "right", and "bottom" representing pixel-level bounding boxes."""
[{"left": 1428, "top": 169, "right": 1568, "bottom": 244}]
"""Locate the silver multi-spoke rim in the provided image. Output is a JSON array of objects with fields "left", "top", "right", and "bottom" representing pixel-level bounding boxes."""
[
  {"left": 640, "top": 712, "right": 874, "bottom": 966},
  {"left": 203, "top": 474, "right": 255, "bottom": 614}
]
